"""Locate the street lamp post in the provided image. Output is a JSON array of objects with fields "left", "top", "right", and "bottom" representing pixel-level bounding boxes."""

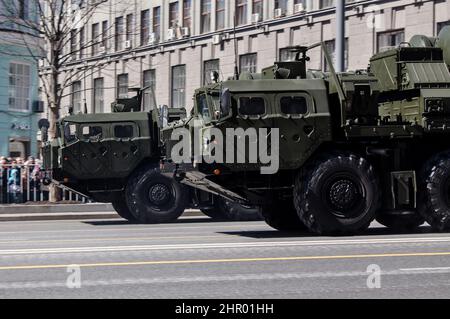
[{"left": 336, "top": 0, "right": 346, "bottom": 72}]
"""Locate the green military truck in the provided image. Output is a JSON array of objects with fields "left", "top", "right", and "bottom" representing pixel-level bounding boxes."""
[
  {"left": 162, "top": 27, "right": 450, "bottom": 235},
  {"left": 42, "top": 88, "right": 261, "bottom": 223}
]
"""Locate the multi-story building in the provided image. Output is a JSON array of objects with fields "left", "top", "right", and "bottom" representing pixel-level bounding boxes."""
[
  {"left": 59, "top": 0, "right": 450, "bottom": 115},
  {"left": 0, "top": 1, "right": 41, "bottom": 158}
]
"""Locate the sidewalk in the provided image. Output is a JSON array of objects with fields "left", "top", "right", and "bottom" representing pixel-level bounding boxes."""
[{"left": 0, "top": 203, "right": 202, "bottom": 221}]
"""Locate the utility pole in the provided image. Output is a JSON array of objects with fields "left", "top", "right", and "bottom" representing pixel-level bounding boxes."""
[{"left": 336, "top": 0, "right": 346, "bottom": 72}]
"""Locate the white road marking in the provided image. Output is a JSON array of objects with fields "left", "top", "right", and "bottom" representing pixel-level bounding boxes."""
[
  {"left": 400, "top": 267, "right": 450, "bottom": 271},
  {"left": 2, "top": 268, "right": 450, "bottom": 290},
  {"left": 1, "top": 236, "right": 450, "bottom": 255}
]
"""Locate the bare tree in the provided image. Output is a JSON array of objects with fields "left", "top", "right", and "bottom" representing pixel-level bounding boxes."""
[
  {"left": 0, "top": 0, "right": 134, "bottom": 201},
  {"left": 0, "top": 0, "right": 132, "bottom": 139}
]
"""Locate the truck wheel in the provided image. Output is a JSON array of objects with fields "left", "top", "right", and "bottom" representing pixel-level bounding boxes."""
[
  {"left": 376, "top": 211, "right": 424, "bottom": 231},
  {"left": 294, "top": 153, "right": 380, "bottom": 235},
  {"left": 216, "top": 197, "right": 263, "bottom": 221},
  {"left": 261, "top": 200, "right": 307, "bottom": 232},
  {"left": 418, "top": 151, "right": 450, "bottom": 231},
  {"left": 126, "top": 165, "right": 188, "bottom": 224},
  {"left": 111, "top": 197, "right": 136, "bottom": 222}
]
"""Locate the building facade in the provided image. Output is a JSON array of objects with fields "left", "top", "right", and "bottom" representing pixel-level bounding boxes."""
[
  {"left": 58, "top": 0, "right": 450, "bottom": 115},
  {"left": 0, "top": 1, "right": 41, "bottom": 158}
]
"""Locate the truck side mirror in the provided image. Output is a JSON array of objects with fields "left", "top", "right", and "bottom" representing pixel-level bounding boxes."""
[{"left": 220, "top": 88, "right": 231, "bottom": 118}]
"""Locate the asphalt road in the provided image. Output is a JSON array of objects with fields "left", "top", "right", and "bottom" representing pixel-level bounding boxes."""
[{"left": 0, "top": 215, "right": 450, "bottom": 299}]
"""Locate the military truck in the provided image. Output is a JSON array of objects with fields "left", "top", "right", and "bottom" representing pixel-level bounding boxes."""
[
  {"left": 42, "top": 88, "right": 261, "bottom": 223},
  {"left": 162, "top": 26, "right": 450, "bottom": 235}
]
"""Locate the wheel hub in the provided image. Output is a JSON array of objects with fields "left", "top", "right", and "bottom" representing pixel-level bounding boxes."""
[
  {"left": 328, "top": 179, "right": 359, "bottom": 211},
  {"left": 148, "top": 183, "right": 171, "bottom": 206}
]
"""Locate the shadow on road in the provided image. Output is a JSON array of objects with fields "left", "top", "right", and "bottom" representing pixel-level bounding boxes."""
[
  {"left": 83, "top": 217, "right": 226, "bottom": 226},
  {"left": 219, "top": 225, "right": 440, "bottom": 239}
]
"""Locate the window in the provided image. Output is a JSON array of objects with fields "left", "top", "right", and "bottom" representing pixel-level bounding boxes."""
[
  {"left": 239, "top": 97, "right": 265, "bottom": 116},
  {"left": 9, "top": 63, "right": 31, "bottom": 111},
  {"left": 197, "top": 94, "right": 210, "bottom": 119},
  {"left": 183, "top": 0, "right": 192, "bottom": 28},
  {"left": 70, "top": 29, "right": 77, "bottom": 60},
  {"left": 71, "top": 81, "right": 82, "bottom": 114},
  {"left": 216, "top": 0, "right": 225, "bottom": 30},
  {"left": 172, "top": 65, "right": 186, "bottom": 108},
  {"left": 114, "top": 125, "right": 134, "bottom": 138},
  {"left": 280, "top": 96, "right": 308, "bottom": 115},
  {"left": 294, "top": 0, "right": 306, "bottom": 8},
  {"left": 92, "top": 23, "right": 100, "bottom": 55},
  {"left": 64, "top": 123, "right": 78, "bottom": 143},
  {"left": 153, "top": 7, "right": 161, "bottom": 41},
  {"left": 438, "top": 21, "right": 450, "bottom": 35},
  {"left": 201, "top": 0, "right": 211, "bottom": 33},
  {"left": 275, "top": 0, "right": 287, "bottom": 12},
  {"left": 82, "top": 126, "right": 103, "bottom": 139},
  {"left": 117, "top": 74, "right": 128, "bottom": 99},
  {"left": 141, "top": 10, "right": 150, "bottom": 45},
  {"left": 93, "top": 78, "right": 104, "bottom": 113},
  {"left": 143, "top": 70, "right": 156, "bottom": 111},
  {"left": 18, "top": 0, "right": 28, "bottom": 19},
  {"left": 377, "top": 30, "right": 404, "bottom": 53},
  {"left": 253, "top": 0, "right": 263, "bottom": 16},
  {"left": 323, "top": 39, "right": 349, "bottom": 72},
  {"left": 126, "top": 14, "right": 134, "bottom": 43},
  {"left": 115, "top": 16, "right": 124, "bottom": 51},
  {"left": 203, "top": 59, "right": 220, "bottom": 85},
  {"left": 279, "top": 48, "right": 297, "bottom": 62},
  {"left": 319, "top": 0, "right": 334, "bottom": 9},
  {"left": 170, "top": 2, "right": 179, "bottom": 28},
  {"left": 240, "top": 53, "right": 257, "bottom": 73},
  {"left": 101, "top": 21, "right": 108, "bottom": 48},
  {"left": 236, "top": 0, "right": 247, "bottom": 26},
  {"left": 79, "top": 27, "right": 85, "bottom": 58}
]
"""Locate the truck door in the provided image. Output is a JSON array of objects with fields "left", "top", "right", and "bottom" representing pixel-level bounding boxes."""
[
  {"left": 109, "top": 122, "right": 141, "bottom": 177},
  {"left": 61, "top": 122, "right": 81, "bottom": 177},
  {"left": 78, "top": 124, "right": 109, "bottom": 178},
  {"left": 273, "top": 93, "right": 319, "bottom": 169}
]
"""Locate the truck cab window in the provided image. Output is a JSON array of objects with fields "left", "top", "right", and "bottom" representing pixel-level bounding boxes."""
[
  {"left": 239, "top": 97, "right": 265, "bottom": 116},
  {"left": 280, "top": 96, "right": 308, "bottom": 115},
  {"left": 114, "top": 125, "right": 134, "bottom": 138},
  {"left": 197, "top": 94, "right": 210, "bottom": 119},
  {"left": 82, "top": 126, "right": 103, "bottom": 140},
  {"left": 64, "top": 123, "right": 78, "bottom": 143}
]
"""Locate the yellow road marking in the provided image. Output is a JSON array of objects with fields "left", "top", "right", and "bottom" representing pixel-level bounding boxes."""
[{"left": 1, "top": 251, "right": 450, "bottom": 271}]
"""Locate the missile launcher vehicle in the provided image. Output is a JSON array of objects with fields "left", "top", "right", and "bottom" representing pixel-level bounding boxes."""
[
  {"left": 42, "top": 88, "right": 261, "bottom": 223},
  {"left": 162, "top": 26, "right": 450, "bottom": 235}
]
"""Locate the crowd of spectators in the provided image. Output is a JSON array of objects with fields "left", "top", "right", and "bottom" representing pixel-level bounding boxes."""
[{"left": 0, "top": 156, "right": 45, "bottom": 204}]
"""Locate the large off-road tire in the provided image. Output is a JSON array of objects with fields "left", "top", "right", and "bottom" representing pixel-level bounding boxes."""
[
  {"left": 376, "top": 211, "right": 424, "bottom": 231},
  {"left": 261, "top": 200, "right": 308, "bottom": 232},
  {"left": 112, "top": 196, "right": 136, "bottom": 222},
  {"left": 216, "top": 197, "right": 263, "bottom": 221},
  {"left": 418, "top": 151, "right": 450, "bottom": 231},
  {"left": 126, "top": 165, "right": 188, "bottom": 224},
  {"left": 294, "top": 152, "right": 380, "bottom": 235}
]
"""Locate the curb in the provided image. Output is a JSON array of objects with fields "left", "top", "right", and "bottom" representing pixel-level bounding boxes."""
[
  {"left": 0, "top": 209, "right": 204, "bottom": 222},
  {"left": 0, "top": 203, "right": 113, "bottom": 214}
]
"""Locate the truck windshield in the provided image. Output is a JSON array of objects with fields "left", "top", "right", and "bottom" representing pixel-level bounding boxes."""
[
  {"left": 196, "top": 94, "right": 210, "bottom": 120},
  {"left": 208, "top": 91, "right": 221, "bottom": 114}
]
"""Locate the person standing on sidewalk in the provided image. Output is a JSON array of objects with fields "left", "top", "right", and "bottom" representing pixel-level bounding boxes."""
[
  {"left": 8, "top": 160, "right": 22, "bottom": 204},
  {"left": 0, "top": 157, "right": 8, "bottom": 204}
]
